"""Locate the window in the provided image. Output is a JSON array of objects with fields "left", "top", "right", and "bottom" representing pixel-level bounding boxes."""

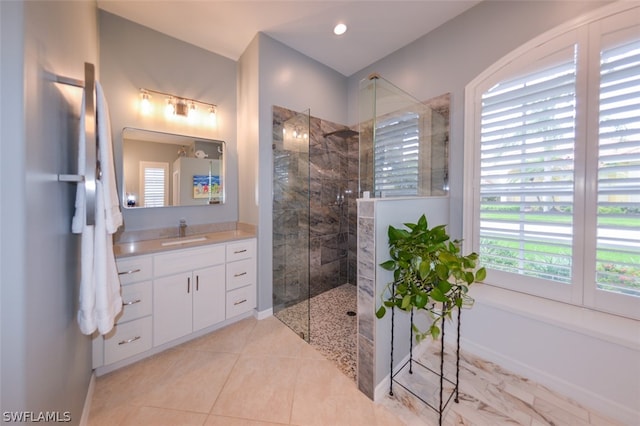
[
  {"left": 465, "top": 4, "right": 640, "bottom": 319},
  {"left": 139, "top": 161, "right": 168, "bottom": 207},
  {"left": 374, "top": 112, "right": 421, "bottom": 197}
]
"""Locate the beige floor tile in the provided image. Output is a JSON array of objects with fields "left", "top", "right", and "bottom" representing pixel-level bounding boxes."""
[
  {"left": 241, "top": 316, "right": 307, "bottom": 358},
  {"left": 211, "top": 355, "right": 299, "bottom": 424},
  {"left": 92, "top": 348, "right": 183, "bottom": 405},
  {"left": 290, "top": 357, "right": 406, "bottom": 426},
  {"left": 137, "top": 350, "right": 239, "bottom": 413},
  {"left": 204, "top": 415, "right": 288, "bottom": 426},
  {"left": 180, "top": 317, "right": 257, "bottom": 354},
  {"left": 87, "top": 397, "right": 138, "bottom": 426},
  {"left": 119, "top": 406, "right": 208, "bottom": 426}
]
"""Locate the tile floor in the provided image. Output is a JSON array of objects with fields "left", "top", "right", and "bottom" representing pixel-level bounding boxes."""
[
  {"left": 88, "top": 315, "right": 626, "bottom": 426},
  {"left": 88, "top": 316, "right": 401, "bottom": 426}
]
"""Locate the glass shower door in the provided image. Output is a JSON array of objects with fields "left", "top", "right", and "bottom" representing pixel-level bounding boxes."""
[{"left": 272, "top": 109, "right": 311, "bottom": 341}]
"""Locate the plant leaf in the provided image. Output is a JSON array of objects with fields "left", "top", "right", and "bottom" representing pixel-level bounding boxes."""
[
  {"left": 401, "top": 295, "right": 412, "bottom": 310},
  {"left": 430, "top": 287, "right": 447, "bottom": 302},
  {"left": 375, "top": 306, "right": 386, "bottom": 319},
  {"left": 380, "top": 260, "right": 396, "bottom": 271},
  {"left": 415, "top": 292, "right": 428, "bottom": 309},
  {"left": 476, "top": 267, "right": 487, "bottom": 281}
]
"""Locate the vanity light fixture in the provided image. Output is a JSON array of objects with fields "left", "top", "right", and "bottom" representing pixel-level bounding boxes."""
[{"left": 139, "top": 88, "right": 217, "bottom": 126}]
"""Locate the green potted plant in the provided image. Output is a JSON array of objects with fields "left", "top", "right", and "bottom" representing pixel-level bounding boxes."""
[{"left": 375, "top": 214, "right": 486, "bottom": 341}]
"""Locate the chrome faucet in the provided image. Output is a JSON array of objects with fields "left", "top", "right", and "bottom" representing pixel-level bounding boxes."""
[{"left": 179, "top": 219, "right": 187, "bottom": 238}]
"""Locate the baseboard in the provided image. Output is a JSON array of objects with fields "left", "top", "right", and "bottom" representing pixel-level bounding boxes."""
[
  {"left": 373, "top": 350, "right": 416, "bottom": 402},
  {"left": 255, "top": 307, "right": 273, "bottom": 320},
  {"left": 79, "top": 372, "right": 95, "bottom": 426},
  {"left": 459, "top": 337, "right": 639, "bottom": 425}
]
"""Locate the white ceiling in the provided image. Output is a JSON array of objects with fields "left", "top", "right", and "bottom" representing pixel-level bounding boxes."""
[{"left": 97, "top": 0, "right": 481, "bottom": 77}]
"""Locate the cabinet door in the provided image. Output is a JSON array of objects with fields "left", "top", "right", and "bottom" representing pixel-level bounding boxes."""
[
  {"left": 193, "top": 264, "right": 226, "bottom": 331},
  {"left": 154, "top": 272, "right": 193, "bottom": 346}
]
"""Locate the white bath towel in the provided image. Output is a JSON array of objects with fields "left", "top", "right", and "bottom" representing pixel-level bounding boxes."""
[{"left": 75, "top": 82, "right": 123, "bottom": 335}]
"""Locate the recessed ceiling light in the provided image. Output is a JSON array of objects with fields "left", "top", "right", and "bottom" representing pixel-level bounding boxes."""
[{"left": 333, "top": 23, "right": 347, "bottom": 36}]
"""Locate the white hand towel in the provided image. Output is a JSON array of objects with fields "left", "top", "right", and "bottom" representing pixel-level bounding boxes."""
[
  {"left": 96, "top": 82, "right": 123, "bottom": 233},
  {"left": 76, "top": 82, "right": 124, "bottom": 335}
]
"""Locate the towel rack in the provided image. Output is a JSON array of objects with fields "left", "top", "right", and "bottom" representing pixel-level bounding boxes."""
[{"left": 55, "top": 62, "right": 97, "bottom": 226}]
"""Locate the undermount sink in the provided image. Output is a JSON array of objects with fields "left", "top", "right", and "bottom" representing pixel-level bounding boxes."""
[{"left": 161, "top": 236, "right": 208, "bottom": 247}]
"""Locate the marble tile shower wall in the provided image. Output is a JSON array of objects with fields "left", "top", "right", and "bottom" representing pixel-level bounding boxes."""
[{"left": 273, "top": 106, "right": 359, "bottom": 309}]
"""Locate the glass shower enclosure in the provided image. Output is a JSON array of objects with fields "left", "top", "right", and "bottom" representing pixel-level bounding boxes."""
[
  {"left": 359, "top": 74, "right": 449, "bottom": 198},
  {"left": 272, "top": 109, "right": 311, "bottom": 341}
]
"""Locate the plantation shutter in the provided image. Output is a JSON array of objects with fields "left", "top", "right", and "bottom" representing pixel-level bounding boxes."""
[
  {"left": 140, "top": 161, "right": 168, "bottom": 207},
  {"left": 595, "top": 38, "right": 640, "bottom": 297},
  {"left": 374, "top": 112, "right": 420, "bottom": 197},
  {"left": 478, "top": 54, "right": 577, "bottom": 284}
]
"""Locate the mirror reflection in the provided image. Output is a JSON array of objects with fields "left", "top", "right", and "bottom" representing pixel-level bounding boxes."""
[{"left": 122, "top": 128, "right": 225, "bottom": 208}]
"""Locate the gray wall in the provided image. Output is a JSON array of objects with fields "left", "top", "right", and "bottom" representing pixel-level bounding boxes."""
[
  {"left": 239, "top": 33, "right": 349, "bottom": 312},
  {"left": 99, "top": 11, "right": 238, "bottom": 232},
  {"left": 1, "top": 1, "right": 98, "bottom": 423},
  {"left": 344, "top": 1, "right": 639, "bottom": 422},
  {"left": 347, "top": 0, "right": 609, "bottom": 241}
]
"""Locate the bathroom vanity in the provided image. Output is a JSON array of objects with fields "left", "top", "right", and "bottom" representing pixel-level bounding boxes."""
[{"left": 92, "top": 231, "right": 256, "bottom": 375}]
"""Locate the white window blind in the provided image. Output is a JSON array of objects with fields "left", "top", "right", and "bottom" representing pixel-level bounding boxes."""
[
  {"left": 140, "top": 161, "right": 168, "bottom": 208},
  {"left": 374, "top": 112, "right": 420, "bottom": 197},
  {"left": 479, "top": 56, "right": 577, "bottom": 284},
  {"left": 596, "top": 39, "right": 640, "bottom": 297}
]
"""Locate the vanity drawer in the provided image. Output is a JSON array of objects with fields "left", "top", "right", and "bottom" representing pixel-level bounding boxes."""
[
  {"left": 154, "top": 244, "right": 225, "bottom": 277},
  {"left": 226, "top": 284, "right": 255, "bottom": 318},
  {"left": 117, "top": 255, "right": 152, "bottom": 285},
  {"left": 226, "top": 258, "right": 256, "bottom": 291},
  {"left": 116, "top": 281, "right": 152, "bottom": 324},
  {"left": 226, "top": 239, "right": 256, "bottom": 262},
  {"left": 103, "top": 316, "right": 152, "bottom": 365}
]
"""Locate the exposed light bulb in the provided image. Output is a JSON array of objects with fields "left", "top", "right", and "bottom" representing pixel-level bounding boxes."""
[
  {"left": 188, "top": 102, "right": 197, "bottom": 122},
  {"left": 165, "top": 97, "right": 175, "bottom": 117},
  {"left": 209, "top": 106, "right": 217, "bottom": 127},
  {"left": 140, "top": 91, "right": 151, "bottom": 115},
  {"left": 334, "top": 23, "right": 347, "bottom": 36}
]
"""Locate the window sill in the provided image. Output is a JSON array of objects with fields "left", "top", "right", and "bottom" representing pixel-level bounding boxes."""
[{"left": 468, "top": 284, "right": 640, "bottom": 351}]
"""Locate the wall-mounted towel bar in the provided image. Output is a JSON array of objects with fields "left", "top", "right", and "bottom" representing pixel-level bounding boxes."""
[{"left": 55, "top": 62, "right": 97, "bottom": 226}]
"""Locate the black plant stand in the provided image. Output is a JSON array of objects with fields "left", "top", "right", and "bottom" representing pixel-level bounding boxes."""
[{"left": 388, "top": 302, "right": 461, "bottom": 426}]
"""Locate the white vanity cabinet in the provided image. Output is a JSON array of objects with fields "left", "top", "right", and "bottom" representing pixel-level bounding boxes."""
[
  {"left": 153, "top": 244, "right": 226, "bottom": 346},
  {"left": 94, "top": 237, "right": 257, "bottom": 374},
  {"left": 99, "top": 255, "right": 154, "bottom": 366},
  {"left": 226, "top": 239, "right": 257, "bottom": 318}
]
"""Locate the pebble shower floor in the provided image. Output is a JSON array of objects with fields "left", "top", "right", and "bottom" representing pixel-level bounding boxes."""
[{"left": 274, "top": 283, "right": 357, "bottom": 381}]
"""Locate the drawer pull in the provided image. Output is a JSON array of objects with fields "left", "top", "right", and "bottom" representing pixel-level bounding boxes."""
[
  {"left": 187, "top": 277, "right": 191, "bottom": 293},
  {"left": 122, "top": 299, "right": 141, "bottom": 306},
  {"left": 234, "top": 249, "right": 247, "bottom": 254},
  {"left": 196, "top": 275, "right": 199, "bottom": 291},
  {"left": 234, "top": 299, "right": 247, "bottom": 306},
  {"left": 118, "top": 336, "right": 141, "bottom": 345},
  {"left": 118, "top": 268, "right": 141, "bottom": 276},
  {"left": 234, "top": 272, "right": 247, "bottom": 277}
]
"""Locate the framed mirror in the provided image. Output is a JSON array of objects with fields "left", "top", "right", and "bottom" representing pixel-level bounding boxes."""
[{"left": 122, "top": 128, "right": 225, "bottom": 208}]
